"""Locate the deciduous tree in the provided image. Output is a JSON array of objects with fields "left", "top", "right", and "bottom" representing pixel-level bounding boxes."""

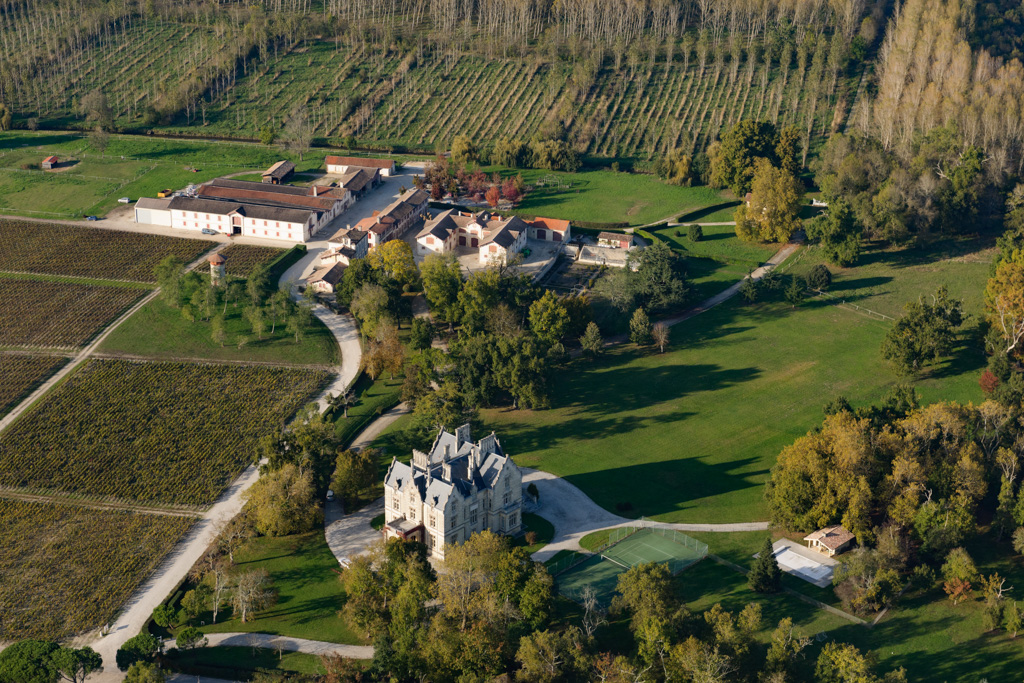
[
  {"left": 232, "top": 569, "right": 276, "bottom": 623},
  {"left": 735, "top": 160, "right": 803, "bottom": 243},
  {"left": 244, "top": 463, "right": 321, "bottom": 537}
]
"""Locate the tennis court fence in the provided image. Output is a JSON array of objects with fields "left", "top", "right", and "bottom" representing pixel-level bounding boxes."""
[{"left": 548, "top": 525, "right": 709, "bottom": 577}]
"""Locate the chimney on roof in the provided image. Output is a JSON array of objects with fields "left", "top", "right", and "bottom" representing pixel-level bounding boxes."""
[
  {"left": 468, "top": 452, "right": 476, "bottom": 481},
  {"left": 313, "top": 186, "right": 319, "bottom": 197}
]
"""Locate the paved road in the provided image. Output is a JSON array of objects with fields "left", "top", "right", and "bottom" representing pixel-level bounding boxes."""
[
  {"left": 89, "top": 464, "right": 263, "bottom": 682},
  {"left": 324, "top": 403, "right": 411, "bottom": 566},
  {"left": 202, "top": 632, "right": 373, "bottom": 658},
  {"left": 523, "top": 468, "right": 769, "bottom": 563}
]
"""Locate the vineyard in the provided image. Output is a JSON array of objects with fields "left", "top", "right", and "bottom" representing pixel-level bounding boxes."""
[
  {"left": 0, "top": 497, "right": 194, "bottom": 641},
  {"left": 0, "top": 278, "right": 148, "bottom": 348},
  {"left": 219, "top": 244, "right": 287, "bottom": 278},
  {"left": 0, "top": 353, "right": 68, "bottom": 417},
  {"left": 180, "top": 41, "right": 855, "bottom": 160},
  {"left": 0, "top": 219, "right": 215, "bottom": 282},
  {"left": 0, "top": 359, "right": 331, "bottom": 506}
]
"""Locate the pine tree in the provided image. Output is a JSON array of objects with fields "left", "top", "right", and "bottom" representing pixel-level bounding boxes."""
[
  {"left": 580, "top": 321, "right": 603, "bottom": 356},
  {"left": 629, "top": 308, "right": 652, "bottom": 346},
  {"left": 749, "top": 537, "right": 782, "bottom": 593}
]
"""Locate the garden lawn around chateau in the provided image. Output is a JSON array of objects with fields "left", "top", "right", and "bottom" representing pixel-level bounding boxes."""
[
  {"left": 480, "top": 236, "right": 992, "bottom": 524},
  {"left": 158, "top": 531, "right": 365, "bottom": 646}
]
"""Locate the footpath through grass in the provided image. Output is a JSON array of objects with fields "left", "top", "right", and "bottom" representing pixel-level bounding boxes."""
[{"left": 482, "top": 239, "right": 990, "bottom": 524}]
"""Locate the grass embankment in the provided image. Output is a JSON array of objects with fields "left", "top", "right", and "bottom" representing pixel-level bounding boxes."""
[
  {"left": 481, "top": 237, "right": 991, "bottom": 524},
  {"left": 99, "top": 295, "right": 339, "bottom": 366}
]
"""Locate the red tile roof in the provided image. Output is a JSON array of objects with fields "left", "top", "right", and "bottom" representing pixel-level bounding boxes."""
[{"left": 530, "top": 217, "right": 570, "bottom": 232}]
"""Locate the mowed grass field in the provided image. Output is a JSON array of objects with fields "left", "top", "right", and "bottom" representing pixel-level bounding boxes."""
[
  {"left": 0, "top": 131, "right": 327, "bottom": 218},
  {"left": 486, "top": 166, "right": 725, "bottom": 226},
  {"left": 481, "top": 238, "right": 991, "bottom": 523},
  {"left": 163, "top": 531, "right": 364, "bottom": 646},
  {"left": 99, "top": 293, "right": 340, "bottom": 366}
]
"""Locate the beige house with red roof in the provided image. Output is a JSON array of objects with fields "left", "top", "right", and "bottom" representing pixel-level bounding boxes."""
[
  {"left": 804, "top": 525, "right": 855, "bottom": 557},
  {"left": 417, "top": 210, "right": 568, "bottom": 265}
]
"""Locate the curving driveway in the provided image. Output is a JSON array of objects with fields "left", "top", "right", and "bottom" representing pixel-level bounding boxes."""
[{"left": 522, "top": 468, "right": 768, "bottom": 562}]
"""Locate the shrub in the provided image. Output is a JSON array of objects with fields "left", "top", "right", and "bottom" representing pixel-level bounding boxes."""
[
  {"left": 525, "top": 531, "right": 538, "bottom": 545},
  {"left": 688, "top": 224, "right": 703, "bottom": 242}
]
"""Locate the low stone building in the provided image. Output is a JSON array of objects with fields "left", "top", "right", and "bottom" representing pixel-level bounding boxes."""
[
  {"left": 804, "top": 525, "right": 855, "bottom": 557},
  {"left": 382, "top": 425, "right": 524, "bottom": 559}
]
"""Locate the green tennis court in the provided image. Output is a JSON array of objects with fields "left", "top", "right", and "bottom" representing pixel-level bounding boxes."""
[{"left": 555, "top": 527, "right": 708, "bottom": 605}]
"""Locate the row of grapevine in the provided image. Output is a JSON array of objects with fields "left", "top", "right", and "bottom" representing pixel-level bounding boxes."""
[
  {"left": 0, "top": 279, "right": 148, "bottom": 349},
  {"left": 0, "top": 359, "right": 331, "bottom": 507},
  {"left": 218, "top": 244, "right": 287, "bottom": 278},
  {"left": 0, "top": 219, "right": 215, "bottom": 282},
  {"left": 0, "top": 497, "right": 195, "bottom": 641},
  {"left": 0, "top": 353, "right": 68, "bottom": 418}
]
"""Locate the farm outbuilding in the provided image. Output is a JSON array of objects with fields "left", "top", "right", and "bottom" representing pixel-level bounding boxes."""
[
  {"left": 325, "top": 155, "right": 395, "bottom": 177},
  {"left": 262, "top": 160, "right": 295, "bottom": 184},
  {"left": 41, "top": 156, "right": 58, "bottom": 170},
  {"left": 597, "top": 232, "right": 631, "bottom": 249},
  {"left": 133, "top": 197, "right": 172, "bottom": 226}
]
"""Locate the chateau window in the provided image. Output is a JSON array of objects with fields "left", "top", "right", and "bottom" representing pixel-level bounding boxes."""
[
  {"left": 510, "top": 513, "right": 518, "bottom": 526},
  {"left": 429, "top": 514, "right": 436, "bottom": 528},
  {"left": 451, "top": 514, "right": 458, "bottom": 528},
  {"left": 503, "top": 492, "right": 510, "bottom": 506},
  {"left": 470, "top": 509, "right": 478, "bottom": 525},
  {"left": 505, "top": 477, "right": 510, "bottom": 489}
]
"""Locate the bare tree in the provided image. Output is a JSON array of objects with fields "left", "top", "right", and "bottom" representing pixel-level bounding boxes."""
[
  {"left": 580, "top": 586, "right": 608, "bottom": 638},
  {"left": 282, "top": 105, "right": 313, "bottom": 161},
  {"left": 232, "top": 569, "right": 275, "bottom": 623},
  {"left": 652, "top": 322, "right": 670, "bottom": 353}
]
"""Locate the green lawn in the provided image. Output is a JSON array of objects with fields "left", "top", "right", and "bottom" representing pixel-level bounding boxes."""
[
  {"left": 98, "top": 294, "right": 339, "bottom": 366},
  {"left": 651, "top": 222, "right": 778, "bottom": 266},
  {"left": 479, "top": 239, "right": 990, "bottom": 524},
  {"left": 0, "top": 130, "right": 336, "bottom": 218},
  {"left": 172, "top": 531, "right": 364, "bottom": 645},
  {"left": 480, "top": 166, "right": 725, "bottom": 227},
  {"left": 164, "top": 645, "right": 332, "bottom": 679},
  {"left": 516, "top": 512, "right": 555, "bottom": 554},
  {"left": 334, "top": 371, "right": 404, "bottom": 447}
]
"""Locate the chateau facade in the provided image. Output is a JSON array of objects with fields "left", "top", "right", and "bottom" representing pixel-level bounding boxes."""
[{"left": 382, "top": 425, "right": 524, "bottom": 559}]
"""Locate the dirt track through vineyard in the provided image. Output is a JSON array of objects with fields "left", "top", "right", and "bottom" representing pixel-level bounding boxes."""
[{"left": 0, "top": 487, "right": 203, "bottom": 518}]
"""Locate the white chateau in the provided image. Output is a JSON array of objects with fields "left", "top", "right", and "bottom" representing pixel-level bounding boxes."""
[{"left": 382, "top": 425, "right": 524, "bottom": 559}]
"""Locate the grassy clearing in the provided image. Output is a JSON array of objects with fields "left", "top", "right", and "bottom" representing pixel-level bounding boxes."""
[
  {"left": 99, "top": 294, "right": 339, "bottom": 366},
  {"left": 482, "top": 166, "right": 724, "bottom": 226},
  {"left": 0, "top": 131, "right": 327, "bottom": 217},
  {"left": 169, "top": 531, "right": 364, "bottom": 646},
  {"left": 480, "top": 239, "right": 990, "bottom": 524},
  {"left": 652, "top": 222, "right": 777, "bottom": 266},
  {"left": 515, "top": 513, "right": 555, "bottom": 554},
  {"left": 334, "top": 372, "right": 404, "bottom": 448}
]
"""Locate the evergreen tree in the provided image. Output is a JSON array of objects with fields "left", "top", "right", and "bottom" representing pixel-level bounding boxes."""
[
  {"left": 629, "top": 308, "right": 652, "bottom": 346},
  {"left": 579, "top": 321, "right": 603, "bottom": 356},
  {"left": 749, "top": 537, "right": 781, "bottom": 593}
]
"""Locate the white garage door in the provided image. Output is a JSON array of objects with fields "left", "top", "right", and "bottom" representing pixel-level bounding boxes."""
[{"left": 134, "top": 208, "right": 171, "bottom": 226}]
